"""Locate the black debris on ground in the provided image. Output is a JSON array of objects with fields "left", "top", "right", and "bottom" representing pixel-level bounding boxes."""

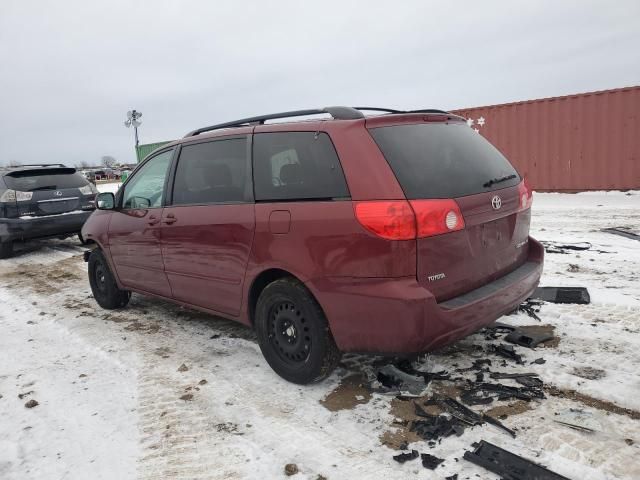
[
  {"left": 410, "top": 414, "right": 466, "bottom": 441},
  {"left": 601, "top": 227, "right": 640, "bottom": 241},
  {"left": 490, "top": 344, "right": 524, "bottom": 364},
  {"left": 463, "top": 440, "right": 570, "bottom": 480},
  {"left": 392, "top": 449, "right": 419, "bottom": 463},
  {"left": 421, "top": 452, "right": 444, "bottom": 470},
  {"left": 445, "top": 475, "right": 458, "bottom": 480},
  {"left": 540, "top": 240, "right": 592, "bottom": 254},
  {"left": 531, "top": 358, "right": 546, "bottom": 365},
  {"left": 505, "top": 329, "right": 554, "bottom": 348},
  {"left": 512, "top": 299, "right": 543, "bottom": 321},
  {"left": 533, "top": 286, "right": 590, "bottom": 305},
  {"left": 24, "top": 399, "right": 39, "bottom": 408}
]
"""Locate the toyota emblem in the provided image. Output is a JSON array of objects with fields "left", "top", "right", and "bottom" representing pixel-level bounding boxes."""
[
  {"left": 491, "top": 195, "right": 502, "bottom": 210},
  {"left": 54, "top": 191, "right": 63, "bottom": 197}
]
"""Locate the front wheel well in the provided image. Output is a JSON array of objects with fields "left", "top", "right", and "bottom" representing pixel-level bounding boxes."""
[{"left": 248, "top": 269, "right": 303, "bottom": 326}]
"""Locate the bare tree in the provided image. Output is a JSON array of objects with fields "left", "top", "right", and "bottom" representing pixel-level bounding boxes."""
[
  {"left": 101, "top": 155, "right": 116, "bottom": 167},
  {"left": 78, "top": 160, "right": 91, "bottom": 169}
]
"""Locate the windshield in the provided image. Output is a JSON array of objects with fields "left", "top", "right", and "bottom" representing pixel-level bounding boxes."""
[
  {"left": 369, "top": 123, "right": 521, "bottom": 199},
  {"left": 4, "top": 171, "right": 89, "bottom": 191}
]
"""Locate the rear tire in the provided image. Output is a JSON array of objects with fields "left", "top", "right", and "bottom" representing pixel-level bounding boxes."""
[
  {"left": 0, "top": 241, "right": 13, "bottom": 259},
  {"left": 88, "top": 249, "right": 130, "bottom": 309},
  {"left": 255, "top": 277, "right": 341, "bottom": 384}
]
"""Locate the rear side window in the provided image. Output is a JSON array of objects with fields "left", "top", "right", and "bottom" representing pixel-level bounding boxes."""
[
  {"left": 172, "top": 138, "right": 248, "bottom": 205},
  {"left": 369, "top": 123, "right": 520, "bottom": 199},
  {"left": 253, "top": 132, "right": 349, "bottom": 201},
  {"left": 4, "top": 171, "right": 89, "bottom": 191}
]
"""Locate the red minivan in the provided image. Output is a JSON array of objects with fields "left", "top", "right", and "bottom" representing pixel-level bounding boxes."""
[{"left": 82, "top": 107, "right": 543, "bottom": 384}]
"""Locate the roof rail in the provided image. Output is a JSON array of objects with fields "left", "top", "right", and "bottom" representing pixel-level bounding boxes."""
[
  {"left": 12, "top": 163, "right": 68, "bottom": 168},
  {"left": 355, "top": 107, "right": 452, "bottom": 115},
  {"left": 184, "top": 106, "right": 460, "bottom": 138},
  {"left": 184, "top": 106, "right": 364, "bottom": 137}
]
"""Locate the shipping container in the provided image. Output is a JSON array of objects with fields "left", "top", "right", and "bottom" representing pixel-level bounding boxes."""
[
  {"left": 452, "top": 86, "right": 640, "bottom": 191},
  {"left": 135, "top": 141, "right": 172, "bottom": 163}
]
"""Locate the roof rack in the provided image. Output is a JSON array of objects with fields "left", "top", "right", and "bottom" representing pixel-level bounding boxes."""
[
  {"left": 184, "top": 106, "right": 364, "bottom": 137},
  {"left": 9, "top": 163, "right": 68, "bottom": 168},
  {"left": 184, "top": 106, "right": 458, "bottom": 137}
]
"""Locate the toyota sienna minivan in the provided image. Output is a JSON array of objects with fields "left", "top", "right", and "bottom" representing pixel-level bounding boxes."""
[{"left": 82, "top": 106, "right": 543, "bottom": 384}]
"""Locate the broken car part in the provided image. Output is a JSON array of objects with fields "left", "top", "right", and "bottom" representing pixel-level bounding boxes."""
[
  {"left": 463, "top": 440, "right": 570, "bottom": 480},
  {"left": 421, "top": 453, "right": 444, "bottom": 470},
  {"left": 393, "top": 449, "right": 419, "bottom": 463},
  {"left": 505, "top": 329, "right": 554, "bottom": 348},
  {"left": 533, "top": 287, "right": 590, "bottom": 305},
  {"left": 491, "top": 344, "right": 524, "bottom": 364}
]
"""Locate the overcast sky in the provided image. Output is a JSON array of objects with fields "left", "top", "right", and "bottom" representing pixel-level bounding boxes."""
[{"left": 1, "top": 0, "right": 638, "bottom": 166}]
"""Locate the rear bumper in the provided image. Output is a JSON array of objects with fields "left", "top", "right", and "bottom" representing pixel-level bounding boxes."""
[
  {"left": 0, "top": 210, "right": 93, "bottom": 243},
  {"left": 308, "top": 237, "right": 544, "bottom": 354}
]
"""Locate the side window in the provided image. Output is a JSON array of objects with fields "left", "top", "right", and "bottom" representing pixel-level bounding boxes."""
[
  {"left": 172, "top": 138, "right": 248, "bottom": 205},
  {"left": 122, "top": 149, "right": 173, "bottom": 209},
  {"left": 253, "top": 132, "right": 349, "bottom": 201}
]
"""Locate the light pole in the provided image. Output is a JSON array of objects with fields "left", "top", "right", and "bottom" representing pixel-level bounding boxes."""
[{"left": 124, "top": 109, "right": 142, "bottom": 147}]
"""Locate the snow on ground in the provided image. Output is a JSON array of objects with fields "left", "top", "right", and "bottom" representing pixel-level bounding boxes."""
[{"left": 0, "top": 191, "right": 638, "bottom": 480}]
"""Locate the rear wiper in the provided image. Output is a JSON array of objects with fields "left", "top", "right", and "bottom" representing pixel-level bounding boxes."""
[{"left": 483, "top": 174, "right": 517, "bottom": 188}]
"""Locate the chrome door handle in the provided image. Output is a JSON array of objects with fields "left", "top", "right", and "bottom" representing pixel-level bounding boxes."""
[{"left": 147, "top": 215, "right": 160, "bottom": 226}]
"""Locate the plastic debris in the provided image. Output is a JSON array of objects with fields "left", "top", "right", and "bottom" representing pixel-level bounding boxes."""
[
  {"left": 421, "top": 453, "right": 444, "bottom": 470},
  {"left": 393, "top": 449, "right": 419, "bottom": 463},
  {"left": 533, "top": 286, "right": 590, "bottom": 304},
  {"left": 463, "top": 440, "right": 570, "bottom": 480}
]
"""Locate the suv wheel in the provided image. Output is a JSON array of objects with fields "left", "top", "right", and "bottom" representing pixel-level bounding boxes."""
[
  {"left": 255, "top": 278, "right": 341, "bottom": 384},
  {"left": 88, "top": 249, "right": 131, "bottom": 309},
  {"left": 0, "top": 241, "right": 13, "bottom": 259}
]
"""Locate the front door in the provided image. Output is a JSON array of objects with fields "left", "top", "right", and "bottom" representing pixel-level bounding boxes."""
[
  {"left": 108, "top": 149, "right": 174, "bottom": 297},
  {"left": 160, "top": 137, "right": 255, "bottom": 316}
]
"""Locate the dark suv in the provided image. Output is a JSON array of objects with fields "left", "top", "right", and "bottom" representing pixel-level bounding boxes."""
[
  {"left": 82, "top": 107, "right": 543, "bottom": 383},
  {"left": 0, "top": 164, "right": 98, "bottom": 258}
]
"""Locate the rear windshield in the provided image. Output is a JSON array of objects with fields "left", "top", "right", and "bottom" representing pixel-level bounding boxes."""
[
  {"left": 369, "top": 123, "right": 520, "bottom": 199},
  {"left": 3, "top": 171, "right": 89, "bottom": 191}
]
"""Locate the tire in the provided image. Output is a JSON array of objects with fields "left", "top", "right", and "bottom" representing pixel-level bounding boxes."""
[
  {"left": 0, "top": 241, "right": 13, "bottom": 259},
  {"left": 88, "top": 249, "right": 131, "bottom": 309},
  {"left": 255, "top": 277, "right": 341, "bottom": 384}
]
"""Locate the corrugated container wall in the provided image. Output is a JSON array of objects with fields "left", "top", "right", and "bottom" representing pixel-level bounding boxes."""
[
  {"left": 452, "top": 86, "right": 640, "bottom": 191},
  {"left": 135, "top": 141, "right": 172, "bottom": 163}
]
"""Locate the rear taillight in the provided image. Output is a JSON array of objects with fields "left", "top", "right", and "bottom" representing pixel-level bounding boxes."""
[
  {"left": 354, "top": 201, "right": 416, "bottom": 240},
  {"left": 354, "top": 199, "right": 465, "bottom": 240},
  {"left": 410, "top": 199, "right": 465, "bottom": 237},
  {"left": 0, "top": 189, "right": 33, "bottom": 202},
  {"left": 518, "top": 178, "right": 533, "bottom": 211}
]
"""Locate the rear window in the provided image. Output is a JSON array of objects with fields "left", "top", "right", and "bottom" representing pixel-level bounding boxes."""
[
  {"left": 369, "top": 123, "right": 520, "bottom": 199},
  {"left": 3, "top": 170, "right": 89, "bottom": 191},
  {"left": 253, "top": 132, "right": 349, "bottom": 201}
]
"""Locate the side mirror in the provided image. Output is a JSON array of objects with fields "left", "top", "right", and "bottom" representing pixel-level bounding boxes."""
[{"left": 96, "top": 192, "right": 115, "bottom": 210}]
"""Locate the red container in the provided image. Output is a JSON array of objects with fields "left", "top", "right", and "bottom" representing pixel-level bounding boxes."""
[{"left": 452, "top": 86, "right": 640, "bottom": 191}]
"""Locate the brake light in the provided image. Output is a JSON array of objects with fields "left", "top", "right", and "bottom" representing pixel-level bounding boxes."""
[
  {"left": 354, "top": 201, "right": 416, "bottom": 240},
  {"left": 410, "top": 199, "right": 465, "bottom": 237},
  {"left": 518, "top": 178, "right": 533, "bottom": 211},
  {"left": 355, "top": 199, "right": 466, "bottom": 240},
  {"left": 0, "top": 190, "right": 33, "bottom": 202}
]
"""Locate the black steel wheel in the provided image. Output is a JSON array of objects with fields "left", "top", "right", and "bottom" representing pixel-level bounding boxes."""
[
  {"left": 255, "top": 277, "right": 341, "bottom": 384},
  {"left": 88, "top": 249, "right": 131, "bottom": 309}
]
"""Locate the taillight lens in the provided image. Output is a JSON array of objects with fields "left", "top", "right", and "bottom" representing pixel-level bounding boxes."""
[
  {"left": 0, "top": 189, "right": 33, "bottom": 202},
  {"left": 518, "top": 179, "right": 533, "bottom": 211},
  {"left": 354, "top": 201, "right": 416, "bottom": 240},
  {"left": 354, "top": 199, "right": 466, "bottom": 240},
  {"left": 410, "top": 199, "right": 465, "bottom": 238}
]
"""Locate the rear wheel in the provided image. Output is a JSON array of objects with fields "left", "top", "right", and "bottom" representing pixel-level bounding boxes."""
[
  {"left": 88, "top": 249, "right": 130, "bottom": 309},
  {"left": 255, "top": 277, "right": 341, "bottom": 384},
  {"left": 0, "top": 241, "right": 13, "bottom": 259}
]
